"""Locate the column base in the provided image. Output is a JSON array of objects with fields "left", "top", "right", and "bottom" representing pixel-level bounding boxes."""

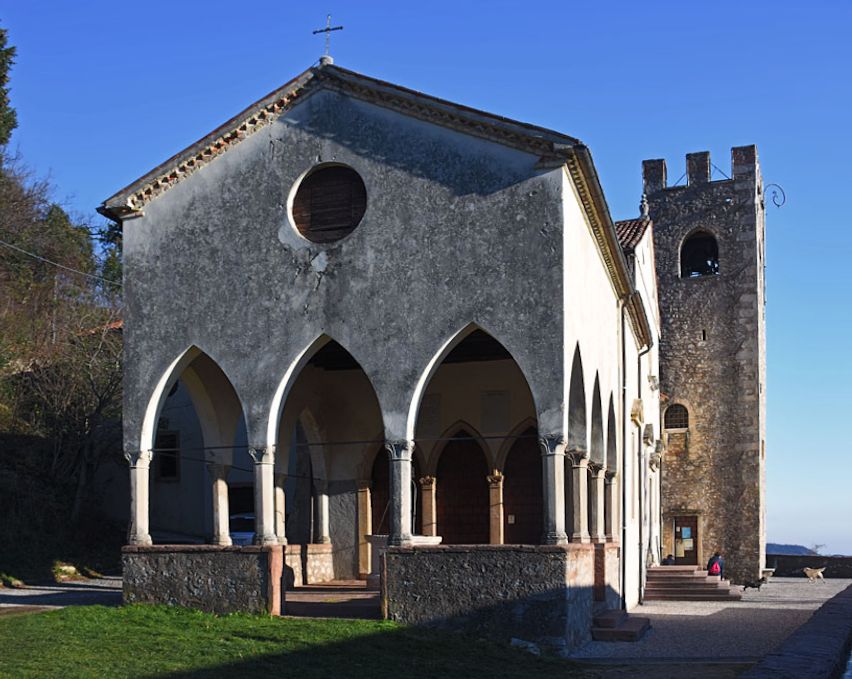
[
  {"left": 387, "top": 534, "right": 413, "bottom": 547},
  {"left": 315, "top": 536, "right": 332, "bottom": 545},
  {"left": 277, "top": 537, "right": 288, "bottom": 546},
  {"left": 571, "top": 533, "right": 591, "bottom": 544},
  {"left": 129, "top": 534, "right": 153, "bottom": 546},
  {"left": 543, "top": 531, "right": 569, "bottom": 545},
  {"left": 211, "top": 536, "right": 233, "bottom": 547},
  {"left": 254, "top": 533, "right": 279, "bottom": 546}
]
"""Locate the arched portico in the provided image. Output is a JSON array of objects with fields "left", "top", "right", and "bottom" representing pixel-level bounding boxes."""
[
  {"left": 131, "top": 346, "right": 246, "bottom": 547},
  {"left": 409, "top": 325, "right": 550, "bottom": 545},
  {"left": 567, "top": 344, "right": 590, "bottom": 543},
  {"left": 270, "top": 335, "right": 384, "bottom": 578}
]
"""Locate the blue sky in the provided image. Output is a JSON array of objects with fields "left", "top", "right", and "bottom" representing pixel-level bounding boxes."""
[{"left": 4, "top": 1, "right": 851, "bottom": 554}]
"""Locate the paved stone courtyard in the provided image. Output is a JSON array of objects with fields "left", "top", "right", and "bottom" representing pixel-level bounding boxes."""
[
  {"left": 0, "top": 576, "right": 122, "bottom": 615},
  {"left": 2, "top": 574, "right": 848, "bottom": 674},
  {"left": 572, "top": 577, "right": 852, "bottom": 662}
]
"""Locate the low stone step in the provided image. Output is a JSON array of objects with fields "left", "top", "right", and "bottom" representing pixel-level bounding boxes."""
[
  {"left": 591, "top": 616, "right": 651, "bottom": 642},
  {"left": 644, "top": 592, "right": 742, "bottom": 601},
  {"left": 645, "top": 577, "right": 722, "bottom": 585},
  {"left": 592, "top": 609, "right": 628, "bottom": 629}
]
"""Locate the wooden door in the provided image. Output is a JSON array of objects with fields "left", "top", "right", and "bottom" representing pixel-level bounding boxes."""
[
  {"left": 502, "top": 428, "right": 542, "bottom": 544},
  {"left": 436, "top": 434, "right": 489, "bottom": 544},
  {"left": 673, "top": 516, "right": 698, "bottom": 565}
]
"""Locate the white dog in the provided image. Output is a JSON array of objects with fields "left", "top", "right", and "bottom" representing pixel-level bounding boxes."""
[{"left": 803, "top": 566, "right": 826, "bottom": 583}]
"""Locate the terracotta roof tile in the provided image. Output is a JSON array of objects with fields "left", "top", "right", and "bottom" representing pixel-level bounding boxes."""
[{"left": 614, "top": 217, "right": 651, "bottom": 254}]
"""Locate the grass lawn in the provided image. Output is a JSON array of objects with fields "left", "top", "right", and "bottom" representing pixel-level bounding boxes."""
[{"left": 0, "top": 605, "right": 594, "bottom": 678}]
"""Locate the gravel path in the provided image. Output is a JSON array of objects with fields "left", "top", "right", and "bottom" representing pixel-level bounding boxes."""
[
  {"left": 0, "top": 576, "right": 121, "bottom": 612},
  {"left": 572, "top": 577, "right": 852, "bottom": 661}
]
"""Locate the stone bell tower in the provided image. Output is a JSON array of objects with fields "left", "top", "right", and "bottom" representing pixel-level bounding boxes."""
[{"left": 645, "top": 146, "right": 766, "bottom": 583}]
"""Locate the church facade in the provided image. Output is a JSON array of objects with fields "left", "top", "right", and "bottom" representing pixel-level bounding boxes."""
[{"left": 100, "top": 60, "right": 765, "bottom": 649}]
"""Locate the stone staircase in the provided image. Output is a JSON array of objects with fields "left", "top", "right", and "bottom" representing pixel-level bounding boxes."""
[
  {"left": 591, "top": 609, "right": 651, "bottom": 641},
  {"left": 644, "top": 565, "right": 742, "bottom": 601}
]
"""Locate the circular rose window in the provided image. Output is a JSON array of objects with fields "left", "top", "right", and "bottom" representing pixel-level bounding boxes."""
[{"left": 291, "top": 165, "right": 367, "bottom": 243}]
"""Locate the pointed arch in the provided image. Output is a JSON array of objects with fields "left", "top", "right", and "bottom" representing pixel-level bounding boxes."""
[
  {"left": 265, "top": 334, "right": 333, "bottom": 449},
  {"left": 406, "top": 322, "right": 539, "bottom": 442},
  {"left": 427, "top": 419, "right": 491, "bottom": 475},
  {"left": 140, "top": 345, "right": 246, "bottom": 463},
  {"left": 568, "top": 344, "right": 587, "bottom": 453},
  {"left": 590, "top": 373, "right": 604, "bottom": 466},
  {"left": 606, "top": 395, "right": 618, "bottom": 472}
]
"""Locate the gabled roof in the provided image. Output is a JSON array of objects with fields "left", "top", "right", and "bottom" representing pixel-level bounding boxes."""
[
  {"left": 614, "top": 217, "right": 651, "bottom": 254},
  {"left": 98, "top": 62, "right": 654, "bottom": 350},
  {"left": 98, "top": 62, "right": 582, "bottom": 221}
]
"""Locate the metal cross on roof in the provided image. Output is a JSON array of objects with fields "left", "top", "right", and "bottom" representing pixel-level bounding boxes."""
[{"left": 313, "top": 14, "right": 343, "bottom": 60}]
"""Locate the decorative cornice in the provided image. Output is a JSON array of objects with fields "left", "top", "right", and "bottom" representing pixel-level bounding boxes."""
[
  {"left": 563, "top": 147, "right": 654, "bottom": 350},
  {"left": 99, "top": 64, "right": 580, "bottom": 222}
]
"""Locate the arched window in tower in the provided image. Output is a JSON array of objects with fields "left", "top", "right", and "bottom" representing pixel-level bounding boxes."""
[
  {"left": 664, "top": 404, "right": 689, "bottom": 430},
  {"left": 680, "top": 231, "right": 719, "bottom": 278}
]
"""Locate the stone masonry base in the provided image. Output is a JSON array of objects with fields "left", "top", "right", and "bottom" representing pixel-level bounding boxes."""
[
  {"left": 284, "top": 543, "right": 335, "bottom": 587},
  {"left": 383, "top": 544, "right": 597, "bottom": 654},
  {"left": 123, "top": 544, "right": 284, "bottom": 615}
]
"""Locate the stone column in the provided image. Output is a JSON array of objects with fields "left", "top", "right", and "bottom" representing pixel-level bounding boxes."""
[
  {"left": 589, "top": 463, "right": 607, "bottom": 543},
  {"left": 208, "top": 463, "right": 232, "bottom": 546},
  {"left": 274, "top": 472, "right": 287, "bottom": 545},
  {"left": 488, "top": 470, "right": 504, "bottom": 545},
  {"left": 539, "top": 435, "right": 568, "bottom": 544},
  {"left": 386, "top": 440, "right": 413, "bottom": 546},
  {"left": 249, "top": 446, "right": 278, "bottom": 545},
  {"left": 604, "top": 472, "right": 618, "bottom": 541},
  {"left": 314, "top": 481, "right": 331, "bottom": 544},
  {"left": 569, "top": 450, "right": 591, "bottom": 543},
  {"left": 419, "top": 476, "right": 437, "bottom": 537},
  {"left": 126, "top": 450, "right": 153, "bottom": 546},
  {"left": 356, "top": 480, "right": 371, "bottom": 577}
]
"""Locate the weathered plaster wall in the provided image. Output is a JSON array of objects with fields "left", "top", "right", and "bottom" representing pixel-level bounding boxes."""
[
  {"left": 122, "top": 89, "right": 569, "bottom": 459},
  {"left": 384, "top": 544, "right": 595, "bottom": 653},
  {"left": 649, "top": 147, "right": 766, "bottom": 583},
  {"left": 123, "top": 544, "right": 283, "bottom": 615}
]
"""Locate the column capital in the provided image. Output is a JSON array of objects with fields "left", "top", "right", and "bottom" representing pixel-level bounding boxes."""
[
  {"left": 385, "top": 440, "right": 413, "bottom": 462},
  {"left": 538, "top": 434, "right": 566, "bottom": 457},
  {"left": 588, "top": 461, "right": 606, "bottom": 476},
  {"left": 207, "top": 462, "right": 230, "bottom": 480},
  {"left": 418, "top": 475, "right": 435, "bottom": 489},
  {"left": 567, "top": 448, "right": 590, "bottom": 466},
  {"left": 487, "top": 470, "right": 504, "bottom": 487},
  {"left": 249, "top": 445, "right": 275, "bottom": 464},
  {"left": 605, "top": 470, "right": 618, "bottom": 483},
  {"left": 124, "top": 450, "right": 153, "bottom": 467}
]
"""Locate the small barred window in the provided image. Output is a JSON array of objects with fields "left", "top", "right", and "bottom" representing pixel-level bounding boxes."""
[
  {"left": 664, "top": 404, "right": 689, "bottom": 429},
  {"left": 292, "top": 165, "right": 367, "bottom": 243}
]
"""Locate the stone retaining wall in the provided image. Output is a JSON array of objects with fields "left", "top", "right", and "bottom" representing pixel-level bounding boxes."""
[
  {"left": 122, "top": 545, "right": 283, "bottom": 615},
  {"left": 767, "top": 554, "right": 852, "bottom": 579},
  {"left": 383, "top": 544, "right": 595, "bottom": 654},
  {"left": 741, "top": 584, "right": 852, "bottom": 678},
  {"left": 284, "top": 543, "right": 335, "bottom": 587}
]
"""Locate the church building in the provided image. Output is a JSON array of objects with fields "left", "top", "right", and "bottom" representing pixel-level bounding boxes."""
[{"left": 99, "top": 57, "right": 766, "bottom": 651}]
